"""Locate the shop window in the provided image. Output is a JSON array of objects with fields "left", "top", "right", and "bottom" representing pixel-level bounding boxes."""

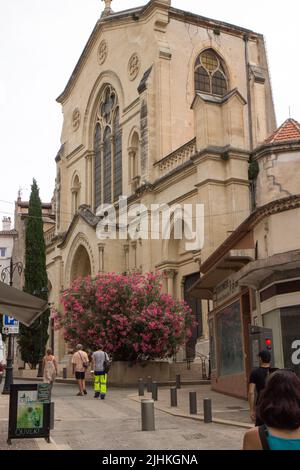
[
  {"left": 184, "top": 273, "right": 203, "bottom": 361},
  {"left": 209, "top": 319, "right": 216, "bottom": 370},
  {"left": 216, "top": 300, "right": 244, "bottom": 376},
  {"left": 281, "top": 306, "right": 300, "bottom": 377}
]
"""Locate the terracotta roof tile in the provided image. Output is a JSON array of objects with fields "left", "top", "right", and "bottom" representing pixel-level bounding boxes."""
[{"left": 265, "top": 118, "right": 300, "bottom": 144}]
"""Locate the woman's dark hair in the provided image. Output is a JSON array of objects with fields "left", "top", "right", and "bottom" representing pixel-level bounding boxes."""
[
  {"left": 257, "top": 369, "right": 300, "bottom": 430},
  {"left": 46, "top": 349, "right": 53, "bottom": 355}
]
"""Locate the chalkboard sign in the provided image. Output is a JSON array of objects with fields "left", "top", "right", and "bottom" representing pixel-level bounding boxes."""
[
  {"left": 8, "top": 384, "right": 51, "bottom": 444},
  {"left": 37, "top": 384, "right": 52, "bottom": 404}
]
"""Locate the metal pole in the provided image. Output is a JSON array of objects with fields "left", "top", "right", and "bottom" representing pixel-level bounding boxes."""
[
  {"left": 170, "top": 387, "right": 177, "bottom": 407},
  {"left": 2, "top": 259, "right": 15, "bottom": 395},
  {"left": 147, "top": 376, "right": 152, "bottom": 393},
  {"left": 2, "top": 334, "right": 13, "bottom": 395},
  {"left": 203, "top": 398, "right": 212, "bottom": 423},
  {"left": 63, "top": 367, "right": 67, "bottom": 379},
  {"left": 152, "top": 381, "right": 158, "bottom": 401},
  {"left": 141, "top": 399, "right": 155, "bottom": 431},
  {"left": 37, "top": 316, "right": 44, "bottom": 378},
  {"left": 189, "top": 392, "right": 197, "bottom": 415},
  {"left": 176, "top": 374, "right": 181, "bottom": 389},
  {"left": 138, "top": 378, "right": 144, "bottom": 396}
]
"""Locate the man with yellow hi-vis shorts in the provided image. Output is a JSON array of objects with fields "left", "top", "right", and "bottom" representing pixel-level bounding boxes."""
[{"left": 91, "top": 345, "right": 109, "bottom": 399}]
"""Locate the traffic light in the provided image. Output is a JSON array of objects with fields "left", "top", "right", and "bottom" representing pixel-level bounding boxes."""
[{"left": 265, "top": 338, "right": 272, "bottom": 350}]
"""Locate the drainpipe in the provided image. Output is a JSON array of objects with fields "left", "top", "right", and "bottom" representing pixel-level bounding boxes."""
[
  {"left": 244, "top": 35, "right": 254, "bottom": 152},
  {"left": 244, "top": 35, "right": 256, "bottom": 211}
]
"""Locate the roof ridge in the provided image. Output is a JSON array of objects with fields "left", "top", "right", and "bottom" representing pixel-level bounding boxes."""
[{"left": 265, "top": 118, "right": 300, "bottom": 144}]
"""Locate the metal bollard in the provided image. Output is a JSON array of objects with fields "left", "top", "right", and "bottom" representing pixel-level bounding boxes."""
[
  {"left": 63, "top": 367, "right": 67, "bottom": 379},
  {"left": 50, "top": 402, "right": 55, "bottom": 430},
  {"left": 203, "top": 398, "right": 212, "bottom": 423},
  {"left": 138, "top": 378, "right": 144, "bottom": 396},
  {"left": 152, "top": 381, "right": 158, "bottom": 401},
  {"left": 147, "top": 376, "right": 152, "bottom": 393},
  {"left": 170, "top": 387, "right": 177, "bottom": 407},
  {"left": 189, "top": 391, "right": 197, "bottom": 415},
  {"left": 176, "top": 374, "right": 181, "bottom": 389},
  {"left": 141, "top": 399, "right": 155, "bottom": 431}
]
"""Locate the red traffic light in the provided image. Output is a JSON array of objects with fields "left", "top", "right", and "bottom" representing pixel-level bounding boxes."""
[{"left": 265, "top": 339, "right": 272, "bottom": 347}]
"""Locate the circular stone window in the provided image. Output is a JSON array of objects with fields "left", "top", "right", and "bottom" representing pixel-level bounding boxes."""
[
  {"left": 128, "top": 53, "right": 140, "bottom": 81},
  {"left": 98, "top": 40, "right": 108, "bottom": 65},
  {"left": 72, "top": 108, "right": 81, "bottom": 131}
]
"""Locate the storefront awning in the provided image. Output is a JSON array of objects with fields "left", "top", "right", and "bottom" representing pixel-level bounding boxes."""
[
  {"left": 237, "top": 250, "right": 300, "bottom": 290},
  {"left": 189, "top": 249, "right": 255, "bottom": 299},
  {"left": 0, "top": 282, "right": 49, "bottom": 327}
]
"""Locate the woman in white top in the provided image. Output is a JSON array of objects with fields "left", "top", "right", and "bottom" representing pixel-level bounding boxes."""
[{"left": 43, "top": 348, "right": 58, "bottom": 385}]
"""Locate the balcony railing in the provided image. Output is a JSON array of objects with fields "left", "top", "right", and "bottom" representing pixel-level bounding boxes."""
[
  {"left": 44, "top": 226, "right": 56, "bottom": 247},
  {"left": 155, "top": 138, "right": 197, "bottom": 178}
]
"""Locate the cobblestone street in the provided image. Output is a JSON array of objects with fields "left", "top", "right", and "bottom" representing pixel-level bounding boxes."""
[{"left": 0, "top": 381, "right": 247, "bottom": 450}]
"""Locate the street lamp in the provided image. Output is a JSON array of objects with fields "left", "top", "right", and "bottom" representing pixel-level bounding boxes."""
[
  {"left": 1, "top": 258, "right": 23, "bottom": 395},
  {"left": 34, "top": 287, "right": 49, "bottom": 378}
]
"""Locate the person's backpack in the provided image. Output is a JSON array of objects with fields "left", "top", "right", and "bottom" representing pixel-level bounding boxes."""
[{"left": 103, "top": 353, "right": 111, "bottom": 374}]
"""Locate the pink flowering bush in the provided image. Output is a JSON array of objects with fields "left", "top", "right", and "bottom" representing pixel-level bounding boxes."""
[{"left": 54, "top": 272, "right": 195, "bottom": 361}]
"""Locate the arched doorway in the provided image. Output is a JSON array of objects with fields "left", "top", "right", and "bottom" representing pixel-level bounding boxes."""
[{"left": 70, "top": 245, "right": 92, "bottom": 282}]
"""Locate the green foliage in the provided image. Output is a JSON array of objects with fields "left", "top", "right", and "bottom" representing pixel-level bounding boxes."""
[
  {"left": 248, "top": 160, "right": 259, "bottom": 180},
  {"left": 18, "top": 179, "right": 49, "bottom": 368}
]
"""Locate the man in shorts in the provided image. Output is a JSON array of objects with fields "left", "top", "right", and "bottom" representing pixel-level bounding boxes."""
[{"left": 72, "top": 344, "right": 89, "bottom": 396}]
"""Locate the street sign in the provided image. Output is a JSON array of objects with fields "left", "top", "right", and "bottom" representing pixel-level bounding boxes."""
[{"left": 2, "top": 316, "right": 19, "bottom": 335}]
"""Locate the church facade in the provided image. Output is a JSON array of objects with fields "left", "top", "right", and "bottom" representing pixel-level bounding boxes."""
[{"left": 46, "top": 0, "right": 276, "bottom": 361}]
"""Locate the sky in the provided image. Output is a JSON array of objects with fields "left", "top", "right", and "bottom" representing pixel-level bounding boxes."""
[{"left": 0, "top": 0, "right": 300, "bottom": 224}]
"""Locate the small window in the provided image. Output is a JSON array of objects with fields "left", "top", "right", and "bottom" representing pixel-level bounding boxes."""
[
  {"left": 0, "top": 248, "right": 6, "bottom": 257},
  {"left": 195, "top": 49, "right": 228, "bottom": 97}
]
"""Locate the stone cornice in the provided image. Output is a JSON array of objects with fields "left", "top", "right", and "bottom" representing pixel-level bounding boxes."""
[
  {"left": 254, "top": 141, "right": 300, "bottom": 160},
  {"left": 191, "top": 146, "right": 250, "bottom": 164},
  {"left": 153, "top": 161, "right": 196, "bottom": 193},
  {"left": 195, "top": 178, "right": 250, "bottom": 189}
]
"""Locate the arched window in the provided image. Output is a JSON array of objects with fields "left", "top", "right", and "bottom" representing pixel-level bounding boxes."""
[
  {"left": 71, "top": 174, "right": 81, "bottom": 216},
  {"left": 194, "top": 49, "right": 228, "bottom": 97},
  {"left": 93, "top": 84, "right": 122, "bottom": 209},
  {"left": 113, "top": 108, "right": 122, "bottom": 200},
  {"left": 94, "top": 124, "right": 101, "bottom": 209},
  {"left": 128, "top": 131, "right": 140, "bottom": 192},
  {"left": 103, "top": 126, "right": 112, "bottom": 203}
]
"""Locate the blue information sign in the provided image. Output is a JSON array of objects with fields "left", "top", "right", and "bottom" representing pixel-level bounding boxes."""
[{"left": 3, "top": 316, "right": 19, "bottom": 327}]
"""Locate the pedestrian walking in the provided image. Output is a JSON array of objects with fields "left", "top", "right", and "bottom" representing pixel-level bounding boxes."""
[
  {"left": 91, "top": 345, "right": 110, "bottom": 399},
  {"left": 248, "top": 350, "right": 273, "bottom": 426},
  {"left": 72, "top": 344, "right": 89, "bottom": 396},
  {"left": 42, "top": 348, "right": 58, "bottom": 386},
  {"left": 243, "top": 369, "right": 300, "bottom": 450}
]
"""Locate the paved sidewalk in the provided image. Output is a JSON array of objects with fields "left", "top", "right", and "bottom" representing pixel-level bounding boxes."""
[
  {"left": 129, "top": 385, "right": 253, "bottom": 429},
  {"left": 0, "top": 392, "right": 63, "bottom": 450}
]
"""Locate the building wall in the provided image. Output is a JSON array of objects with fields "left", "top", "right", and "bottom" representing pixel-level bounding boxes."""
[
  {"left": 47, "top": 2, "right": 276, "bottom": 360},
  {"left": 0, "top": 235, "right": 14, "bottom": 282},
  {"left": 253, "top": 207, "right": 300, "bottom": 260},
  {"left": 256, "top": 149, "right": 300, "bottom": 208}
]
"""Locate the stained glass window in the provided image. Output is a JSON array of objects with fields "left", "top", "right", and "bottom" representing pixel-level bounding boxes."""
[
  {"left": 195, "top": 49, "right": 228, "bottom": 96},
  {"left": 113, "top": 108, "right": 122, "bottom": 200},
  {"left": 94, "top": 84, "right": 122, "bottom": 208},
  {"left": 103, "top": 127, "right": 112, "bottom": 204},
  {"left": 94, "top": 123, "right": 101, "bottom": 209}
]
